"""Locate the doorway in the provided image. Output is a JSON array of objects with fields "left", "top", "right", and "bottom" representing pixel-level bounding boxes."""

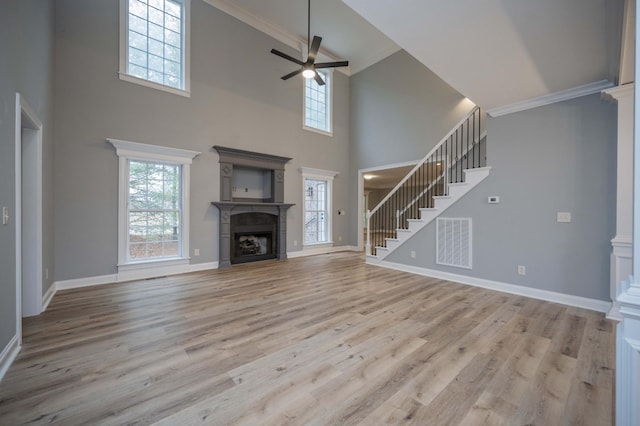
[
  {"left": 15, "top": 93, "right": 43, "bottom": 329},
  {"left": 357, "top": 161, "right": 417, "bottom": 252}
]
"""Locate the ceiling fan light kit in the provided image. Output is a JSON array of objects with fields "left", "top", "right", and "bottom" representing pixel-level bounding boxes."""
[{"left": 270, "top": 0, "right": 349, "bottom": 85}]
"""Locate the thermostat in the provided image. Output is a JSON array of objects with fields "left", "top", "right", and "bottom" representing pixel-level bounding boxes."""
[{"left": 488, "top": 196, "right": 500, "bottom": 204}]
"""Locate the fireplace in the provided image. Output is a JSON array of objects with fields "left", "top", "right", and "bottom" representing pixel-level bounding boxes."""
[
  {"left": 231, "top": 213, "right": 277, "bottom": 264},
  {"left": 212, "top": 146, "right": 294, "bottom": 268}
]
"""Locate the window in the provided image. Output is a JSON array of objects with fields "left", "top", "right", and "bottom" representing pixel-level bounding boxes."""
[
  {"left": 108, "top": 138, "right": 199, "bottom": 271},
  {"left": 128, "top": 161, "right": 181, "bottom": 260},
  {"left": 303, "top": 70, "right": 332, "bottom": 135},
  {"left": 119, "top": 0, "right": 191, "bottom": 96},
  {"left": 300, "top": 167, "right": 338, "bottom": 246}
]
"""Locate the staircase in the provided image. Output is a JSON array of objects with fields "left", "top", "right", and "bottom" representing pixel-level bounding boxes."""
[{"left": 366, "top": 106, "right": 490, "bottom": 262}]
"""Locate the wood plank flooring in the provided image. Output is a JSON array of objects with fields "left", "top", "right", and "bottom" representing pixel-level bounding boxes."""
[{"left": 0, "top": 252, "right": 615, "bottom": 425}]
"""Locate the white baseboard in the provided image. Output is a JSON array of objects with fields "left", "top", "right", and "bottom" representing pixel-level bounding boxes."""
[
  {"left": 287, "top": 245, "right": 360, "bottom": 259},
  {"left": 0, "top": 334, "right": 21, "bottom": 383},
  {"left": 41, "top": 283, "right": 56, "bottom": 312},
  {"left": 374, "top": 260, "right": 611, "bottom": 313},
  {"left": 53, "top": 262, "right": 220, "bottom": 292}
]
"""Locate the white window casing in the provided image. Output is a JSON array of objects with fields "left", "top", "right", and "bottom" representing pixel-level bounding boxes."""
[
  {"left": 300, "top": 167, "right": 338, "bottom": 247},
  {"left": 119, "top": 0, "right": 191, "bottom": 97},
  {"left": 108, "top": 138, "right": 200, "bottom": 272},
  {"left": 303, "top": 69, "right": 333, "bottom": 136}
]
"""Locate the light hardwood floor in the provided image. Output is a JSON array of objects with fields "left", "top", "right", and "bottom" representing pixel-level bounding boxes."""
[{"left": 0, "top": 252, "right": 615, "bottom": 425}]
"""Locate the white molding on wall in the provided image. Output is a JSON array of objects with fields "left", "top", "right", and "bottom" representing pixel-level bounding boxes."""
[
  {"left": 0, "top": 334, "right": 20, "bottom": 383},
  {"left": 52, "top": 262, "right": 219, "bottom": 293},
  {"left": 41, "top": 284, "right": 56, "bottom": 312},
  {"left": 287, "top": 246, "right": 359, "bottom": 259},
  {"left": 487, "top": 80, "right": 615, "bottom": 117},
  {"left": 201, "top": 0, "right": 352, "bottom": 76},
  {"left": 374, "top": 260, "right": 611, "bottom": 313}
]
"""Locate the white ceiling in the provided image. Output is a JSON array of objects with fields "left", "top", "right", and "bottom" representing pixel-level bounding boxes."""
[
  {"left": 202, "top": 0, "right": 400, "bottom": 75},
  {"left": 342, "top": 0, "right": 623, "bottom": 110}
]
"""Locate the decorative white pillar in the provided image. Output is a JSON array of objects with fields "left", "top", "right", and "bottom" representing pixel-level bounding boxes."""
[
  {"left": 616, "top": 0, "right": 640, "bottom": 422},
  {"left": 602, "top": 84, "right": 634, "bottom": 320}
]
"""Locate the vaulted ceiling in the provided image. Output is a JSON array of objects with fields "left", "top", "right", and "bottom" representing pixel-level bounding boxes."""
[{"left": 205, "top": 0, "right": 625, "bottom": 111}]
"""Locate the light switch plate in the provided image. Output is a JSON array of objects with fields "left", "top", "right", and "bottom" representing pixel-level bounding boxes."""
[
  {"left": 557, "top": 212, "right": 571, "bottom": 223},
  {"left": 2, "top": 207, "right": 8, "bottom": 225}
]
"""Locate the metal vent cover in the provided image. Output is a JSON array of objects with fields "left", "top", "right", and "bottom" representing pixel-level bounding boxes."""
[{"left": 436, "top": 217, "right": 472, "bottom": 269}]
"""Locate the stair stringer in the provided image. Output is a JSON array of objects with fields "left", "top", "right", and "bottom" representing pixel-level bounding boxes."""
[{"left": 366, "top": 167, "right": 491, "bottom": 264}]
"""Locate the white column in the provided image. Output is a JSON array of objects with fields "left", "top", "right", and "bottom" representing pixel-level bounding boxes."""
[
  {"left": 602, "top": 84, "right": 634, "bottom": 320},
  {"left": 615, "top": 1, "right": 640, "bottom": 422}
]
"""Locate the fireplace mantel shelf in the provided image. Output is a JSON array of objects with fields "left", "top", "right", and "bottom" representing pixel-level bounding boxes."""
[{"left": 212, "top": 202, "right": 294, "bottom": 207}]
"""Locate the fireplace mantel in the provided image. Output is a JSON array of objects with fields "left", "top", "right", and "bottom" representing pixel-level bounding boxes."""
[{"left": 212, "top": 147, "right": 294, "bottom": 268}]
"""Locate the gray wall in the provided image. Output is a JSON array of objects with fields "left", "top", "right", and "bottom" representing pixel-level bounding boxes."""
[
  {"left": 53, "top": 0, "right": 351, "bottom": 281},
  {"left": 349, "top": 50, "right": 473, "bottom": 244},
  {"left": 386, "top": 94, "right": 616, "bottom": 301},
  {"left": 0, "top": 1, "right": 55, "bottom": 350}
]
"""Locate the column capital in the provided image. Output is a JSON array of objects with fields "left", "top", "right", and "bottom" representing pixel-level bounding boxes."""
[{"left": 602, "top": 83, "right": 635, "bottom": 102}]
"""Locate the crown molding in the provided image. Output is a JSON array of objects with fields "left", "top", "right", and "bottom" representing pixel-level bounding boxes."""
[
  {"left": 602, "top": 83, "right": 634, "bottom": 102},
  {"left": 202, "top": 0, "right": 351, "bottom": 76},
  {"left": 487, "top": 80, "right": 615, "bottom": 117}
]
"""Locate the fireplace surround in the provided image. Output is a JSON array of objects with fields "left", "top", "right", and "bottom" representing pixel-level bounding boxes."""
[{"left": 212, "top": 146, "right": 293, "bottom": 268}]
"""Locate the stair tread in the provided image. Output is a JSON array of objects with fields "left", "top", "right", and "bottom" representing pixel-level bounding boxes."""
[{"left": 406, "top": 218, "right": 424, "bottom": 222}]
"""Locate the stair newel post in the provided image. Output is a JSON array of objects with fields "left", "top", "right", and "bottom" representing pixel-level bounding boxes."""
[
  {"left": 477, "top": 109, "right": 481, "bottom": 167},
  {"left": 396, "top": 209, "right": 400, "bottom": 230},
  {"left": 366, "top": 209, "right": 371, "bottom": 255}
]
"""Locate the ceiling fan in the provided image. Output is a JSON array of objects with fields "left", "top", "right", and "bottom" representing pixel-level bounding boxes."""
[{"left": 270, "top": 0, "right": 349, "bottom": 86}]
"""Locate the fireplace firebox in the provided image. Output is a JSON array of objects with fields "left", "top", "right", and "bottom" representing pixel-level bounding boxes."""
[{"left": 231, "top": 213, "right": 277, "bottom": 264}]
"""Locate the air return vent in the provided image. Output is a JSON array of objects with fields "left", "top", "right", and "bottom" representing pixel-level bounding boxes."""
[{"left": 436, "top": 218, "right": 472, "bottom": 269}]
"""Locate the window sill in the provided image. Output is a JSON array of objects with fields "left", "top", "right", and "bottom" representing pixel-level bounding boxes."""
[
  {"left": 303, "top": 242, "right": 334, "bottom": 250},
  {"left": 119, "top": 73, "right": 191, "bottom": 98},
  {"left": 303, "top": 125, "right": 333, "bottom": 137},
  {"left": 117, "top": 257, "right": 190, "bottom": 272}
]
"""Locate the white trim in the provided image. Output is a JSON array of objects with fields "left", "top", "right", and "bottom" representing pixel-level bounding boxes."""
[
  {"left": 119, "top": 0, "right": 191, "bottom": 97},
  {"left": 601, "top": 82, "right": 634, "bottom": 101},
  {"left": 15, "top": 93, "right": 44, "bottom": 332},
  {"left": 301, "top": 168, "right": 338, "bottom": 246},
  {"left": 41, "top": 283, "right": 56, "bottom": 312},
  {"left": 487, "top": 80, "right": 615, "bottom": 117},
  {"left": 371, "top": 259, "right": 611, "bottom": 313},
  {"left": 298, "top": 167, "right": 339, "bottom": 178},
  {"left": 107, "top": 138, "right": 200, "bottom": 271},
  {"left": 287, "top": 246, "right": 359, "bottom": 259},
  {"left": 54, "top": 261, "right": 219, "bottom": 291},
  {"left": 0, "top": 334, "right": 21, "bottom": 383},
  {"left": 201, "top": 0, "right": 353, "bottom": 76}
]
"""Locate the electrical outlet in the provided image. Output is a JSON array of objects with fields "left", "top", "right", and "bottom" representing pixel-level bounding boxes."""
[
  {"left": 194, "top": 248, "right": 200, "bottom": 256},
  {"left": 411, "top": 250, "right": 416, "bottom": 258},
  {"left": 294, "top": 240, "right": 298, "bottom": 247},
  {"left": 518, "top": 265, "right": 526, "bottom": 275},
  {"left": 338, "top": 235, "right": 342, "bottom": 241},
  {"left": 45, "top": 268, "right": 49, "bottom": 280}
]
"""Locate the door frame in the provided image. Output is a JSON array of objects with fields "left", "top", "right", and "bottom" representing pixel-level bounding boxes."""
[{"left": 15, "top": 93, "right": 43, "bottom": 336}]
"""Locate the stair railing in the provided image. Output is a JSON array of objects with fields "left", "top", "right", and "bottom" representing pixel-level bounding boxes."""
[{"left": 366, "top": 106, "right": 485, "bottom": 256}]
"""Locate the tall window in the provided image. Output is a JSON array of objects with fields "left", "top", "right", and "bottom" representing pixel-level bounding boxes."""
[
  {"left": 301, "top": 168, "right": 338, "bottom": 246},
  {"left": 128, "top": 161, "right": 181, "bottom": 260},
  {"left": 108, "top": 139, "right": 199, "bottom": 271},
  {"left": 120, "top": 0, "right": 191, "bottom": 96},
  {"left": 303, "top": 70, "right": 332, "bottom": 135}
]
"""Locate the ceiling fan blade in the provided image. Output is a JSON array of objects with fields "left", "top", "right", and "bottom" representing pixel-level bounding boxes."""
[
  {"left": 281, "top": 68, "right": 303, "bottom": 80},
  {"left": 271, "top": 49, "right": 304, "bottom": 66},
  {"left": 307, "top": 36, "right": 322, "bottom": 63},
  {"left": 315, "top": 61, "right": 349, "bottom": 69},
  {"left": 313, "top": 71, "right": 325, "bottom": 86}
]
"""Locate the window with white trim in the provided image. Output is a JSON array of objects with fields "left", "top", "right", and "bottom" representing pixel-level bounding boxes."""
[
  {"left": 119, "top": 0, "right": 191, "bottom": 96},
  {"left": 301, "top": 167, "right": 338, "bottom": 246},
  {"left": 108, "top": 139, "right": 199, "bottom": 271},
  {"left": 303, "top": 70, "right": 332, "bottom": 135}
]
